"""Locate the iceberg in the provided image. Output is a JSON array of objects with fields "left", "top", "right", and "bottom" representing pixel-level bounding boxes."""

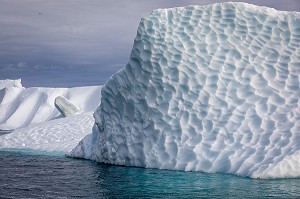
[
  {"left": 70, "top": 2, "right": 300, "bottom": 178},
  {"left": 0, "top": 80, "right": 102, "bottom": 154},
  {"left": 0, "top": 80, "right": 102, "bottom": 130}
]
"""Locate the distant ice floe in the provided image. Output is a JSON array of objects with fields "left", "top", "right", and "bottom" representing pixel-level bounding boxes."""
[{"left": 70, "top": 2, "right": 300, "bottom": 178}]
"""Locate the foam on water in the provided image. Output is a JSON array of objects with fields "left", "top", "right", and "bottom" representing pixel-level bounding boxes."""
[{"left": 70, "top": 2, "right": 300, "bottom": 178}]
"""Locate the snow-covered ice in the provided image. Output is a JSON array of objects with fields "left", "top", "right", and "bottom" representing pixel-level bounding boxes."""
[
  {"left": 0, "top": 113, "right": 94, "bottom": 154},
  {"left": 70, "top": 2, "right": 300, "bottom": 178},
  {"left": 0, "top": 79, "right": 102, "bottom": 154},
  {"left": 0, "top": 79, "right": 102, "bottom": 130}
]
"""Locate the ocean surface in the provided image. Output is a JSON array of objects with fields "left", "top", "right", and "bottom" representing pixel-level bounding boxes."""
[{"left": 0, "top": 150, "right": 300, "bottom": 199}]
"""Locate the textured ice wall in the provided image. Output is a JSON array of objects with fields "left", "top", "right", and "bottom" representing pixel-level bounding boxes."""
[{"left": 70, "top": 2, "right": 300, "bottom": 178}]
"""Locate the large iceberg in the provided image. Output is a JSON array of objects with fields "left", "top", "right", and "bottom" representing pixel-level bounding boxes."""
[{"left": 70, "top": 2, "right": 300, "bottom": 178}]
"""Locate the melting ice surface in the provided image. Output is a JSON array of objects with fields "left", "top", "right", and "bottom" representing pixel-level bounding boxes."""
[{"left": 70, "top": 2, "right": 300, "bottom": 178}]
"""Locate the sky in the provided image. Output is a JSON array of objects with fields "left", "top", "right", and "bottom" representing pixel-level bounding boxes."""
[{"left": 1, "top": 0, "right": 300, "bottom": 87}]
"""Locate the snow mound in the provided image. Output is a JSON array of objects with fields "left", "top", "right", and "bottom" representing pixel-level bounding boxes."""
[
  {"left": 0, "top": 113, "right": 95, "bottom": 154},
  {"left": 0, "top": 84, "right": 102, "bottom": 130},
  {"left": 70, "top": 2, "right": 300, "bottom": 178}
]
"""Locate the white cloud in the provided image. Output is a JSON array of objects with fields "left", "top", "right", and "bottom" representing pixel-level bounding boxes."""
[{"left": 16, "top": 62, "right": 27, "bottom": 68}]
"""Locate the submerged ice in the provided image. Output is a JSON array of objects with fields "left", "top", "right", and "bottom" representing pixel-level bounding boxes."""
[{"left": 70, "top": 2, "right": 300, "bottom": 178}]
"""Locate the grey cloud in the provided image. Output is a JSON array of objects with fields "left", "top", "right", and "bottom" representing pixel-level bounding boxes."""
[{"left": 0, "top": 0, "right": 299, "bottom": 87}]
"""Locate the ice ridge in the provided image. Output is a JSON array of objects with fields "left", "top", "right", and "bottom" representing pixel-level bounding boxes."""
[{"left": 70, "top": 2, "right": 300, "bottom": 178}]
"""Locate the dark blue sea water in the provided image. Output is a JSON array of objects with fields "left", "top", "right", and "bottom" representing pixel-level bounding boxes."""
[{"left": 1, "top": 150, "right": 300, "bottom": 199}]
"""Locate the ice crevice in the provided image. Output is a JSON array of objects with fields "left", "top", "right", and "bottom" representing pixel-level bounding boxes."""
[{"left": 70, "top": 2, "right": 300, "bottom": 178}]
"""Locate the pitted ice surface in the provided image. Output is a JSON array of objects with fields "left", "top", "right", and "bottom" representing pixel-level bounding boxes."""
[{"left": 70, "top": 2, "right": 300, "bottom": 178}]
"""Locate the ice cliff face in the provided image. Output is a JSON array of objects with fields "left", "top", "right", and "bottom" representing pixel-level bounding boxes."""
[{"left": 70, "top": 2, "right": 300, "bottom": 178}]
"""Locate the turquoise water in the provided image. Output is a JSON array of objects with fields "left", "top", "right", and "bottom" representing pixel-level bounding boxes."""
[{"left": 0, "top": 151, "right": 300, "bottom": 198}]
